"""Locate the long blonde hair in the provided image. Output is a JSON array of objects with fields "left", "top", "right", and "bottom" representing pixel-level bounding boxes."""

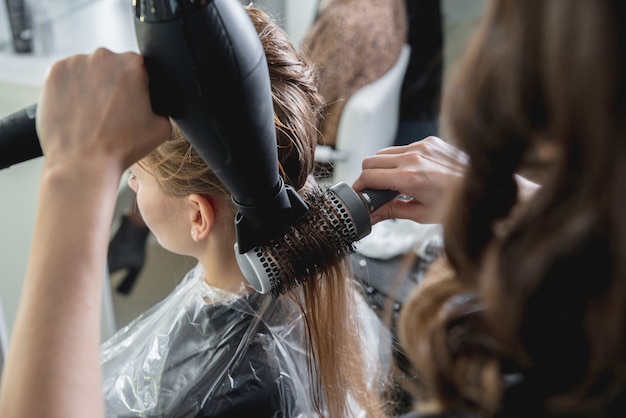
[{"left": 142, "top": 6, "right": 388, "bottom": 417}]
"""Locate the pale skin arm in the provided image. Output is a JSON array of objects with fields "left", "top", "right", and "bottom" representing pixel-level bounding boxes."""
[
  {"left": 352, "top": 136, "right": 540, "bottom": 225},
  {"left": 0, "top": 49, "right": 170, "bottom": 418}
]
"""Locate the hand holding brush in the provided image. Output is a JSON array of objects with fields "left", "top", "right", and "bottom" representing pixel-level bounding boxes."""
[{"left": 237, "top": 137, "right": 470, "bottom": 296}]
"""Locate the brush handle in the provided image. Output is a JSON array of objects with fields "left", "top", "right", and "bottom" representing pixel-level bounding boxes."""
[{"left": 359, "top": 189, "right": 400, "bottom": 212}]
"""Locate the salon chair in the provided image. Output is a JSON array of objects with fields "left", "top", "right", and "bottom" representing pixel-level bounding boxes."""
[{"left": 315, "top": 44, "right": 411, "bottom": 185}]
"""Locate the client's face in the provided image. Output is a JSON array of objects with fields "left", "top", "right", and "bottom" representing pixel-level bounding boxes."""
[{"left": 127, "top": 163, "right": 191, "bottom": 255}]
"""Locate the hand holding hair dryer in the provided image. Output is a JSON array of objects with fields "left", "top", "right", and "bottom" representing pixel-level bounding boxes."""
[{"left": 0, "top": 0, "right": 399, "bottom": 295}]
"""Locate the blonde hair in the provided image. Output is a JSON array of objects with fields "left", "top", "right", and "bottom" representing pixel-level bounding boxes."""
[{"left": 142, "top": 6, "right": 388, "bottom": 417}]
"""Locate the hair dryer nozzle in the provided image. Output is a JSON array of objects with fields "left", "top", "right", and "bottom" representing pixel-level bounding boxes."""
[{"left": 235, "top": 183, "right": 399, "bottom": 295}]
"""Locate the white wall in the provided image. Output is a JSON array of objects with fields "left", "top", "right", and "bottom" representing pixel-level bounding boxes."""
[
  {"left": 442, "top": 0, "right": 487, "bottom": 83},
  {"left": 250, "top": 0, "right": 318, "bottom": 47},
  {"left": 285, "top": 0, "right": 318, "bottom": 47},
  {"left": 0, "top": 80, "right": 42, "bottom": 341}
]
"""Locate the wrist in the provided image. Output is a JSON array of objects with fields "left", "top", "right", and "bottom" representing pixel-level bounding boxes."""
[
  {"left": 40, "top": 158, "right": 124, "bottom": 221},
  {"left": 42, "top": 155, "right": 124, "bottom": 187}
]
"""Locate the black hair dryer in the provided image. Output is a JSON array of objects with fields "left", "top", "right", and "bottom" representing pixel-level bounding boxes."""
[{"left": 134, "top": 0, "right": 308, "bottom": 253}]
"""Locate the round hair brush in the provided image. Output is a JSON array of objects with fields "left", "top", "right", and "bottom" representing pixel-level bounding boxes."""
[
  {"left": 236, "top": 183, "right": 399, "bottom": 295},
  {"left": 133, "top": 0, "right": 399, "bottom": 295}
]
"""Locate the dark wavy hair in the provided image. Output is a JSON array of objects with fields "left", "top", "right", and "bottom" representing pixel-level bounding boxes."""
[{"left": 400, "top": 1, "right": 626, "bottom": 416}]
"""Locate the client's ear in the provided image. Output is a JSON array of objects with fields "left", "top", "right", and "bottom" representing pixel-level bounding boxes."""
[{"left": 187, "top": 194, "right": 216, "bottom": 241}]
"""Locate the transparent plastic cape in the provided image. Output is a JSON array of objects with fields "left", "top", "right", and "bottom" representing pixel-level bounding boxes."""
[{"left": 101, "top": 263, "right": 387, "bottom": 418}]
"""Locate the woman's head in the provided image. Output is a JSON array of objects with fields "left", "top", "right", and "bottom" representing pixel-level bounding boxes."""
[
  {"left": 401, "top": 0, "right": 626, "bottom": 415},
  {"left": 132, "top": 6, "right": 323, "bottom": 248}
]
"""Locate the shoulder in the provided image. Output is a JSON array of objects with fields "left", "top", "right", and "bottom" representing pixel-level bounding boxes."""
[{"left": 195, "top": 300, "right": 306, "bottom": 417}]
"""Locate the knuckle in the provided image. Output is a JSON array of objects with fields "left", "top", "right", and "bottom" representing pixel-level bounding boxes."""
[
  {"left": 404, "top": 151, "right": 423, "bottom": 165},
  {"left": 47, "top": 54, "right": 82, "bottom": 79},
  {"left": 46, "top": 60, "right": 65, "bottom": 80},
  {"left": 361, "top": 155, "right": 375, "bottom": 167},
  {"left": 89, "top": 48, "right": 110, "bottom": 66},
  {"left": 92, "top": 47, "right": 112, "bottom": 58},
  {"left": 121, "top": 53, "right": 146, "bottom": 78}
]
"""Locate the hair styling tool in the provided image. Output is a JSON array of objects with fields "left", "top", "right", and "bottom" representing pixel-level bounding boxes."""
[
  {"left": 237, "top": 184, "right": 400, "bottom": 295},
  {"left": 0, "top": 0, "right": 307, "bottom": 253},
  {"left": 0, "top": 0, "right": 400, "bottom": 295},
  {"left": 135, "top": 0, "right": 401, "bottom": 295},
  {"left": 0, "top": 104, "right": 40, "bottom": 168},
  {"left": 133, "top": 0, "right": 309, "bottom": 255}
]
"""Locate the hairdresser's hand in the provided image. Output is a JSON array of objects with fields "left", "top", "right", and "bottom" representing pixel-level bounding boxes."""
[
  {"left": 37, "top": 48, "right": 171, "bottom": 176},
  {"left": 0, "top": 49, "right": 170, "bottom": 418},
  {"left": 352, "top": 136, "right": 467, "bottom": 224}
]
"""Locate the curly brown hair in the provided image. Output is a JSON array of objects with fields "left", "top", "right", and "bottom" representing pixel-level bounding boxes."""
[{"left": 400, "top": 1, "right": 626, "bottom": 416}]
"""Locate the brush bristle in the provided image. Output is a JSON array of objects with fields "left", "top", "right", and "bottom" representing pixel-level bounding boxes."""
[{"left": 252, "top": 186, "right": 361, "bottom": 296}]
